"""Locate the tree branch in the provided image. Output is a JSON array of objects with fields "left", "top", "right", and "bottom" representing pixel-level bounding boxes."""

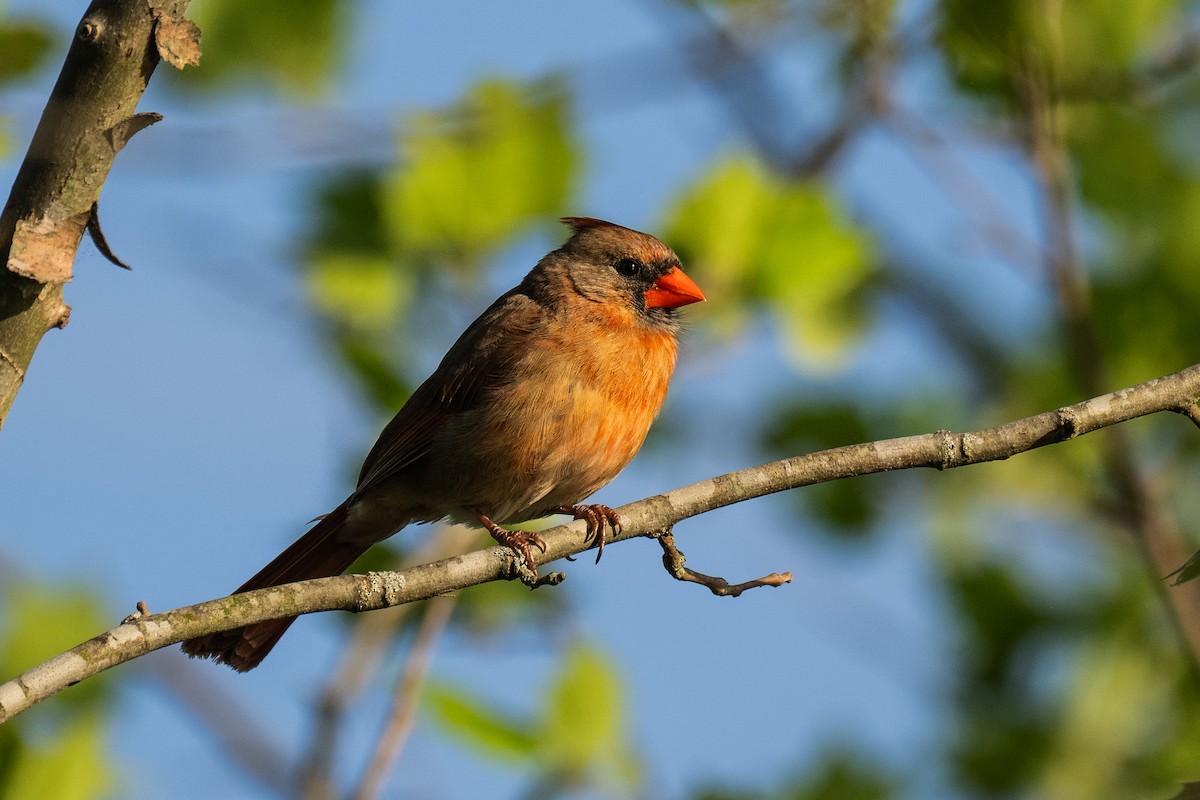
[
  {"left": 0, "top": 0, "right": 198, "bottom": 430},
  {"left": 2, "top": 362, "right": 1199, "bottom": 723}
]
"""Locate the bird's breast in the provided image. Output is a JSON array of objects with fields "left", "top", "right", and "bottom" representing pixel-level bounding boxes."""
[{"left": 436, "top": 320, "right": 678, "bottom": 523}]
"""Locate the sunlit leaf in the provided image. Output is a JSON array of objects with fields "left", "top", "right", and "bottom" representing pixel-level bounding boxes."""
[
  {"left": 424, "top": 682, "right": 538, "bottom": 763},
  {"left": 1, "top": 711, "right": 113, "bottom": 800},
  {"left": 185, "top": 0, "right": 345, "bottom": 95},
  {"left": 0, "top": 20, "right": 52, "bottom": 86},
  {"left": 0, "top": 583, "right": 114, "bottom": 799},
  {"left": 1056, "top": 0, "right": 1176, "bottom": 81},
  {"left": 1035, "top": 634, "right": 1173, "bottom": 800},
  {"left": 306, "top": 250, "right": 410, "bottom": 331},
  {"left": 665, "top": 155, "right": 874, "bottom": 368},
  {"left": 383, "top": 79, "right": 577, "bottom": 264},
  {"left": 537, "top": 642, "right": 637, "bottom": 788}
]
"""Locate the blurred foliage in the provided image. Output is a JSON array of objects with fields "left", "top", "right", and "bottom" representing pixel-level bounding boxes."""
[
  {"left": 4, "top": 0, "right": 1200, "bottom": 797},
  {"left": 426, "top": 642, "right": 638, "bottom": 793},
  {"left": 697, "top": 749, "right": 900, "bottom": 800},
  {"left": 665, "top": 155, "right": 875, "bottom": 369},
  {"left": 940, "top": 0, "right": 1179, "bottom": 104},
  {"left": 762, "top": 402, "right": 882, "bottom": 537},
  {"left": 939, "top": 546, "right": 1200, "bottom": 799},
  {"left": 0, "top": 582, "right": 113, "bottom": 800},
  {"left": 382, "top": 80, "right": 576, "bottom": 262},
  {"left": 0, "top": 11, "right": 53, "bottom": 158},
  {"left": 185, "top": 0, "right": 346, "bottom": 96},
  {"left": 303, "top": 78, "right": 577, "bottom": 413},
  {"left": 280, "top": 0, "right": 1200, "bottom": 796},
  {"left": 0, "top": 17, "right": 51, "bottom": 87},
  {"left": 452, "top": 568, "right": 567, "bottom": 635}
]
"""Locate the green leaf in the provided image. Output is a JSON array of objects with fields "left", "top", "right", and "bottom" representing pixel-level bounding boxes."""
[
  {"left": 665, "top": 155, "right": 874, "bottom": 368},
  {"left": 1055, "top": 0, "right": 1176, "bottom": 80},
  {"left": 424, "top": 682, "right": 539, "bottom": 763},
  {"left": 383, "top": 79, "right": 577, "bottom": 263},
  {"left": 0, "top": 21, "right": 53, "bottom": 86},
  {"left": 453, "top": 573, "right": 564, "bottom": 635},
  {"left": 1034, "top": 634, "right": 1173, "bottom": 800},
  {"left": 185, "top": 0, "right": 345, "bottom": 95},
  {"left": 2, "top": 711, "right": 114, "bottom": 800},
  {"left": 762, "top": 403, "right": 880, "bottom": 537},
  {"left": 938, "top": 0, "right": 1180, "bottom": 103},
  {"left": 1069, "top": 104, "right": 1181, "bottom": 225},
  {"left": 309, "top": 170, "right": 390, "bottom": 254},
  {"left": 1169, "top": 782, "right": 1200, "bottom": 800},
  {"left": 937, "top": 0, "right": 1036, "bottom": 103},
  {"left": 0, "top": 583, "right": 114, "bottom": 800},
  {"left": 697, "top": 749, "right": 899, "bottom": 800},
  {"left": 305, "top": 250, "right": 411, "bottom": 331},
  {"left": 537, "top": 642, "right": 637, "bottom": 788}
]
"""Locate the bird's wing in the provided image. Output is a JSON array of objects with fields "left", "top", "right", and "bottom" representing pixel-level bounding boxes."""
[{"left": 353, "top": 288, "right": 543, "bottom": 495}]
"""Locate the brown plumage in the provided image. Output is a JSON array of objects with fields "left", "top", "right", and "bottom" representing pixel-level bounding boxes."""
[{"left": 182, "top": 217, "right": 704, "bottom": 671}]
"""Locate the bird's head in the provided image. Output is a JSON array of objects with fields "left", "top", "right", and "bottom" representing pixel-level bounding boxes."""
[{"left": 547, "top": 217, "right": 705, "bottom": 325}]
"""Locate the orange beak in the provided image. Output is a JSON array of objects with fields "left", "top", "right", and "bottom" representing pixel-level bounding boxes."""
[{"left": 644, "top": 266, "right": 706, "bottom": 309}]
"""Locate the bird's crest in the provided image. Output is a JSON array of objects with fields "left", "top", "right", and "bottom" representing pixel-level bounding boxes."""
[{"left": 561, "top": 216, "right": 628, "bottom": 234}]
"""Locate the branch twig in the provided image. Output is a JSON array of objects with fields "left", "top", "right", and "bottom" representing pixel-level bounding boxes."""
[
  {"left": 657, "top": 530, "right": 791, "bottom": 596},
  {"left": 2, "top": 362, "right": 1200, "bottom": 723}
]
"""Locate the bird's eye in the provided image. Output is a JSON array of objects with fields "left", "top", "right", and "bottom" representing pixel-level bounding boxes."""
[{"left": 614, "top": 258, "right": 643, "bottom": 277}]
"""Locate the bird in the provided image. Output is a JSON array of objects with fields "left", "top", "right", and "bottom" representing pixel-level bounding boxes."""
[{"left": 181, "top": 217, "right": 705, "bottom": 671}]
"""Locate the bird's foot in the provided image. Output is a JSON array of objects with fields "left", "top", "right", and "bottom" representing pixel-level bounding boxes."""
[
  {"left": 491, "top": 527, "right": 548, "bottom": 569},
  {"left": 472, "top": 509, "right": 547, "bottom": 575},
  {"left": 552, "top": 504, "right": 621, "bottom": 563}
]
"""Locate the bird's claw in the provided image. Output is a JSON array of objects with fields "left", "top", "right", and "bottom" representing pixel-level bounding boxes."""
[
  {"left": 470, "top": 508, "right": 549, "bottom": 583},
  {"left": 554, "top": 504, "right": 621, "bottom": 563},
  {"left": 491, "top": 528, "right": 547, "bottom": 573}
]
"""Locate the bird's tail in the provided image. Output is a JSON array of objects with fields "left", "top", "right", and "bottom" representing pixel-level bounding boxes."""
[{"left": 181, "top": 500, "right": 372, "bottom": 672}]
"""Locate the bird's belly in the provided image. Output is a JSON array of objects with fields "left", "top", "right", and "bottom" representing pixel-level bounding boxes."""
[{"left": 425, "top": 371, "right": 666, "bottom": 525}]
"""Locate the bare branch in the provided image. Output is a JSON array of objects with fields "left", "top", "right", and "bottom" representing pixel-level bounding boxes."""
[
  {"left": 3, "top": 362, "right": 1200, "bottom": 723},
  {"left": 350, "top": 595, "right": 457, "bottom": 800},
  {"left": 657, "top": 530, "right": 791, "bottom": 597},
  {"left": 141, "top": 653, "right": 290, "bottom": 793},
  {"left": 300, "top": 526, "right": 478, "bottom": 800}
]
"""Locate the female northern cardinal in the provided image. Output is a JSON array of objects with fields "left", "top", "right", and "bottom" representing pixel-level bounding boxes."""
[{"left": 182, "top": 217, "right": 704, "bottom": 671}]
